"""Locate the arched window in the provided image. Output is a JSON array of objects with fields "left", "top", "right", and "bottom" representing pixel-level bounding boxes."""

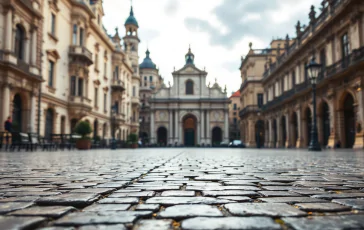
[
  {"left": 15, "top": 25, "right": 25, "bottom": 60},
  {"left": 186, "top": 80, "right": 194, "bottom": 95}
]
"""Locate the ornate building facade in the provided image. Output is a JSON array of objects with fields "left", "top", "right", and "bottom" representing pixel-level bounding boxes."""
[
  {"left": 0, "top": 0, "right": 43, "bottom": 133},
  {"left": 0, "top": 0, "right": 140, "bottom": 141},
  {"left": 228, "top": 90, "right": 240, "bottom": 141},
  {"left": 242, "top": 0, "right": 364, "bottom": 149},
  {"left": 149, "top": 48, "right": 230, "bottom": 146},
  {"left": 139, "top": 49, "right": 164, "bottom": 144}
]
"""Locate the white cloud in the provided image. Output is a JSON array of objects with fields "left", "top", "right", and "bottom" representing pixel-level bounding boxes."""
[{"left": 103, "top": 0, "right": 321, "bottom": 96}]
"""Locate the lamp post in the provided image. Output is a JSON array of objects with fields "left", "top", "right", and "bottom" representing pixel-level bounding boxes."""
[
  {"left": 111, "top": 105, "right": 116, "bottom": 150},
  {"left": 306, "top": 56, "right": 322, "bottom": 151}
]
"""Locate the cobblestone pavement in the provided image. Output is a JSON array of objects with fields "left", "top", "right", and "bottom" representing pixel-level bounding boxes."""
[{"left": 0, "top": 148, "right": 364, "bottom": 229}]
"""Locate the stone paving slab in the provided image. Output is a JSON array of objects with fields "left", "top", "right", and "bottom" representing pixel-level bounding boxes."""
[{"left": 0, "top": 149, "right": 364, "bottom": 229}]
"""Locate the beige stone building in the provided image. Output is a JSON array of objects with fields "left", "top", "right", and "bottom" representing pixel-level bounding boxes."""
[
  {"left": 139, "top": 49, "right": 164, "bottom": 144},
  {"left": 0, "top": 0, "right": 140, "bottom": 141},
  {"left": 0, "top": 0, "right": 43, "bottom": 133},
  {"left": 238, "top": 41, "right": 289, "bottom": 147},
  {"left": 228, "top": 90, "right": 240, "bottom": 141},
  {"left": 260, "top": 0, "right": 364, "bottom": 149}
]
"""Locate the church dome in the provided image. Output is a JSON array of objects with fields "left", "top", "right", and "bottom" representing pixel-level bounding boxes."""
[
  {"left": 125, "top": 6, "right": 139, "bottom": 28},
  {"left": 139, "top": 49, "right": 157, "bottom": 69}
]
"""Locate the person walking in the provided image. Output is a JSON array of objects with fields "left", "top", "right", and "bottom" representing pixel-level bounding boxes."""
[{"left": 4, "top": 116, "right": 12, "bottom": 150}]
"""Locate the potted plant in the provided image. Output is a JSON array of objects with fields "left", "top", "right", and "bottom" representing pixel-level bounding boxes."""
[
  {"left": 74, "top": 121, "right": 92, "bottom": 150},
  {"left": 128, "top": 133, "right": 138, "bottom": 149}
]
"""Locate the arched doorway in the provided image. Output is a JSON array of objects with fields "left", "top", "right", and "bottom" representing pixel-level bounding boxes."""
[
  {"left": 102, "top": 123, "right": 107, "bottom": 139},
  {"left": 273, "top": 119, "right": 277, "bottom": 148},
  {"left": 157, "top": 127, "right": 167, "bottom": 146},
  {"left": 141, "top": 132, "right": 148, "bottom": 144},
  {"left": 305, "top": 108, "right": 312, "bottom": 147},
  {"left": 45, "top": 109, "right": 54, "bottom": 139},
  {"left": 70, "top": 119, "right": 78, "bottom": 133},
  {"left": 93, "top": 119, "right": 98, "bottom": 139},
  {"left": 291, "top": 112, "right": 298, "bottom": 147},
  {"left": 281, "top": 116, "right": 287, "bottom": 148},
  {"left": 12, "top": 94, "right": 22, "bottom": 132},
  {"left": 320, "top": 102, "right": 330, "bottom": 147},
  {"left": 255, "top": 120, "right": 264, "bottom": 148},
  {"left": 212, "top": 127, "right": 222, "bottom": 146},
  {"left": 343, "top": 94, "right": 355, "bottom": 148},
  {"left": 61, "top": 116, "right": 66, "bottom": 134},
  {"left": 183, "top": 115, "right": 197, "bottom": 147}
]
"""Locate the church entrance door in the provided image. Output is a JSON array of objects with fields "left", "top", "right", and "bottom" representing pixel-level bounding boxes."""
[{"left": 183, "top": 115, "right": 197, "bottom": 147}]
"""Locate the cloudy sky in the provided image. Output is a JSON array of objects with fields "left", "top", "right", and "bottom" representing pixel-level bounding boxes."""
[{"left": 103, "top": 0, "right": 322, "bottom": 96}]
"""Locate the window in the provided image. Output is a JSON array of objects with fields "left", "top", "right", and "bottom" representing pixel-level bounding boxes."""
[
  {"left": 14, "top": 25, "right": 25, "bottom": 60},
  {"left": 70, "top": 76, "right": 76, "bottom": 96},
  {"left": 233, "top": 104, "right": 237, "bottom": 110},
  {"left": 95, "top": 54, "right": 99, "bottom": 70},
  {"left": 51, "top": 13, "right": 56, "bottom": 35},
  {"left": 257, "top": 93, "right": 263, "bottom": 108},
  {"left": 72, "top": 25, "right": 77, "bottom": 45},
  {"left": 114, "top": 101, "right": 119, "bottom": 114},
  {"left": 104, "top": 62, "right": 107, "bottom": 77},
  {"left": 186, "top": 80, "right": 194, "bottom": 95},
  {"left": 144, "top": 76, "right": 147, "bottom": 81},
  {"left": 79, "top": 28, "right": 84, "bottom": 46},
  {"left": 78, "top": 78, "right": 83, "bottom": 96},
  {"left": 281, "top": 78, "right": 284, "bottom": 93},
  {"left": 97, "top": 15, "right": 100, "bottom": 25},
  {"left": 114, "top": 66, "right": 119, "bottom": 80},
  {"left": 304, "top": 62, "right": 308, "bottom": 82},
  {"left": 233, "top": 118, "right": 237, "bottom": 124},
  {"left": 291, "top": 70, "right": 296, "bottom": 88},
  {"left": 149, "top": 76, "right": 153, "bottom": 82},
  {"left": 104, "top": 93, "right": 107, "bottom": 111},
  {"left": 94, "top": 88, "right": 98, "bottom": 107},
  {"left": 341, "top": 33, "right": 350, "bottom": 58},
  {"left": 48, "top": 61, "right": 54, "bottom": 87},
  {"left": 233, "top": 112, "right": 237, "bottom": 116},
  {"left": 132, "top": 86, "right": 136, "bottom": 96}
]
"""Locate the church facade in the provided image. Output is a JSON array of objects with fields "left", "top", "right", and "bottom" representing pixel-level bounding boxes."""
[{"left": 149, "top": 48, "right": 230, "bottom": 146}]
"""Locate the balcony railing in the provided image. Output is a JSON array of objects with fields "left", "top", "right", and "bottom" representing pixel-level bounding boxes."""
[
  {"left": 69, "top": 45, "right": 93, "bottom": 65},
  {"left": 111, "top": 79, "right": 125, "bottom": 92},
  {"left": 262, "top": 45, "right": 364, "bottom": 111},
  {"left": 263, "top": 0, "right": 348, "bottom": 80},
  {"left": 239, "top": 105, "right": 261, "bottom": 117}
]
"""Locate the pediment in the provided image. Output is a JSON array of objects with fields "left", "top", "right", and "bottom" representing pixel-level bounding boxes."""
[{"left": 173, "top": 64, "right": 206, "bottom": 75}]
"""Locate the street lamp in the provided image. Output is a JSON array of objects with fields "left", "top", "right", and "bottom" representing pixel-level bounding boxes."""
[
  {"left": 110, "top": 105, "right": 116, "bottom": 150},
  {"left": 306, "top": 56, "right": 322, "bottom": 151}
]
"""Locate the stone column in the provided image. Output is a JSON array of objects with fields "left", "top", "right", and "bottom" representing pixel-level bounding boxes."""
[
  {"left": 264, "top": 122, "right": 269, "bottom": 147},
  {"left": 354, "top": 88, "right": 364, "bottom": 149},
  {"left": 276, "top": 117, "right": 281, "bottom": 148},
  {"left": 296, "top": 110, "right": 302, "bottom": 148},
  {"left": 327, "top": 99, "right": 336, "bottom": 148},
  {"left": 150, "top": 110, "right": 155, "bottom": 143},
  {"left": 31, "top": 30, "right": 37, "bottom": 66},
  {"left": 174, "top": 110, "right": 178, "bottom": 143},
  {"left": 2, "top": 84, "right": 11, "bottom": 131},
  {"left": 5, "top": 9, "right": 12, "bottom": 51},
  {"left": 24, "top": 38, "right": 30, "bottom": 63},
  {"left": 206, "top": 110, "right": 210, "bottom": 144},
  {"left": 285, "top": 114, "right": 290, "bottom": 148},
  {"left": 169, "top": 111, "right": 173, "bottom": 144},
  {"left": 30, "top": 92, "right": 36, "bottom": 132},
  {"left": 224, "top": 109, "right": 229, "bottom": 141},
  {"left": 201, "top": 110, "right": 205, "bottom": 143},
  {"left": 197, "top": 117, "right": 200, "bottom": 145},
  {"left": 268, "top": 119, "right": 273, "bottom": 147},
  {"left": 179, "top": 120, "right": 183, "bottom": 145}
]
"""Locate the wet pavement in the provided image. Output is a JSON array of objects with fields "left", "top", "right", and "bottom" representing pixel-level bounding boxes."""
[{"left": 0, "top": 148, "right": 364, "bottom": 229}]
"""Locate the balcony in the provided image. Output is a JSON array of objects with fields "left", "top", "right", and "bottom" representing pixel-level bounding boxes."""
[
  {"left": 262, "top": 0, "right": 348, "bottom": 81},
  {"left": 69, "top": 46, "right": 93, "bottom": 66},
  {"left": 262, "top": 46, "right": 364, "bottom": 111},
  {"left": 111, "top": 79, "right": 125, "bottom": 92},
  {"left": 131, "top": 96, "right": 140, "bottom": 106},
  {"left": 0, "top": 50, "right": 42, "bottom": 82},
  {"left": 68, "top": 96, "right": 92, "bottom": 118},
  {"left": 239, "top": 105, "right": 261, "bottom": 117},
  {"left": 114, "top": 113, "right": 126, "bottom": 125}
]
